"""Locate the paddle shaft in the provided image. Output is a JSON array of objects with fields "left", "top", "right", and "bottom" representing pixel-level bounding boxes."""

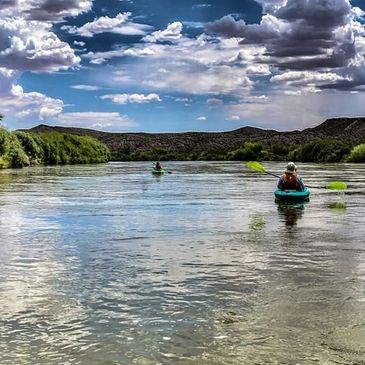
[
  {"left": 247, "top": 161, "right": 346, "bottom": 190},
  {"left": 265, "top": 171, "right": 326, "bottom": 189},
  {"left": 262, "top": 169, "right": 318, "bottom": 189}
]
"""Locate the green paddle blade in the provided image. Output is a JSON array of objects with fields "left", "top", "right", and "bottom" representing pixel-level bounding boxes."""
[
  {"left": 326, "top": 181, "right": 347, "bottom": 190},
  {"left": 247, "top": 161, "right": 266, "bottom": 173}
]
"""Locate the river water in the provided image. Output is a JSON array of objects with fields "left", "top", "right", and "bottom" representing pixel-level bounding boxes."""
[{"left": 0, "top": 161, "right": 364, "bottom": 365}]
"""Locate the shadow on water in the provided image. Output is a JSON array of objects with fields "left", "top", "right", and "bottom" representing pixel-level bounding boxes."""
[{"left": 276, "top": 201, "right": 306, "bottom": 227}]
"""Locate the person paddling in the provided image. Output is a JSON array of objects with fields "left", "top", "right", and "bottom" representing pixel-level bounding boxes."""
[
  {"left": 154, "top": 161, "right": 162, "bottom": 170},
  {"left": 277, "top": 162, "right": 305, "bottom": 191}
]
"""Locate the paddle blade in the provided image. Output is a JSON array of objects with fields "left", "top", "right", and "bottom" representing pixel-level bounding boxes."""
[
  {"left": 326, "top": 181, "right": 347, "bottom": 190},
  {"left": 247, "top": 161, "right": 266, "bottom": 173}
]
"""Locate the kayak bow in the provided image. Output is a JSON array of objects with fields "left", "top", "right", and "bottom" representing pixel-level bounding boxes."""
[
  {"left": 274, "top": 187, "right": 310, "bottom": 202},
  {"left": 152, "top": 169, "right": 165, "bottom": 175}
]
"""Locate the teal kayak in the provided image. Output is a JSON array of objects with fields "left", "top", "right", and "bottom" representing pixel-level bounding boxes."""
[
  {"left": 152, "top": 168, "right": 165, "bottom": 175},
  {"left": 274, "top": 187, "right": 310, "bottom": 202}
]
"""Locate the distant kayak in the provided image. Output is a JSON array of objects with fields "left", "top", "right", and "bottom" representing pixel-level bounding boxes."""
[
  {"left": 274, "top": 187, "right": 310, "bottom": 202},
  {"left": 152, "top": 169, "right": 165, "bottom": 175}
]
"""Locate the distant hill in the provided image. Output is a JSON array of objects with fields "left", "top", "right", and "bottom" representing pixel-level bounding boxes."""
[{"left": 26, "top": 117, "right": 365, "bottom": 158}]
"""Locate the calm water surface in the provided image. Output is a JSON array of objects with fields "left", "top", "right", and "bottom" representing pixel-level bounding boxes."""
[{"left": 0, "top": 161, "right": 365, "bottom": 364}]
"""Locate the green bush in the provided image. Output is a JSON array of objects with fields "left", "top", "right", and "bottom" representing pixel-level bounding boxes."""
[
  {"left": 346, "top": 144, "right": 365, "bottom": 162},
  {"left": 36, "top": 132, "right": 111, "bottom": 165},
  {"left": 14, "top": 131, "right": 44, "bottom": 164},
  {"left": 288, "top": 140, "right": 352, "bottom": 162},
  {"left": 0, "top": 128, "right": 111, "bottom": 169},
  {"left": 227, "top": 142, "right": 263, "bottom": 161},
  {"left": 0, "top": 129, "right": 29, "bottom": 168}
]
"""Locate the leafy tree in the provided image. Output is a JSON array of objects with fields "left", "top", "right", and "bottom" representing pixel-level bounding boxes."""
[
  {"left": 227, "top": 142, "right": 263, "bottom": 161},
  {"left": 288, "top": 140, "right": 352, "bottom": 162},
  {"left": 347, "top": 144, "right": 365, "bottom": 162}
]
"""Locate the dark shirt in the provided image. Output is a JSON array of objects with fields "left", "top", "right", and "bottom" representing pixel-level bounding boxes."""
[{"left": 277, "top": 174, "right": 305, "bottom": 191}]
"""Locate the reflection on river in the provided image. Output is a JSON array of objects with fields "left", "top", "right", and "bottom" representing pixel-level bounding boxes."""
[{"left": 0, "top": 161, "right": 365, "bottom": 364}]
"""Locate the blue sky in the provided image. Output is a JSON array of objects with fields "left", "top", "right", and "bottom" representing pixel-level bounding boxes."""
[{"left": 1, "top": 0, "right": 365, "bottom": 132}]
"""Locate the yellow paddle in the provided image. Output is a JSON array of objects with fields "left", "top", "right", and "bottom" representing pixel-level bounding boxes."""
[{"left": 246, "top": 161, "right": 347, "bottom": 190}]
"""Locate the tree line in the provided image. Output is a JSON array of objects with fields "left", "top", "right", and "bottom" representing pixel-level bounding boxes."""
[
  {"left": 112, "top": 140, "right": 365, "bottom": 163},
  {"left": 0, "top": 128, "right": 111, "bottom": 168}
]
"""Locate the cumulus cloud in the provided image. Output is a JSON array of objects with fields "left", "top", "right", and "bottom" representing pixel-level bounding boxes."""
[
  {"left": 254, "top": 0, "right": 287, "bottom": 13},
  {"left": 101, "top": 93, "right": 161, "bottom": 104},
  {"left": 206, "top": 0, "right": 365, "bottom": 91},
  {"left": 56, "top": 112, "right": 136, "bottom": 130},
  {"left": 0, "top": 76, "right": 63, "bottom": 123},
  {"left": 142, "top": 22, "right": 183, "bottom": 43},
  {"left": 0, "top": 17, "right": 80, "bottom": 71},
  {"left": 197, "top": 116, "right": 206, "bottom": 120},
  {"left": 87, "top": 32, "right": 256, "bottom": 95},
  {"left": 62, "top": 12, "right": 152, "bottom": 37},
  {"left": 246, "top": 64, "right": 271, "bottom": 75},
  {"left": 0, "top": 0, "right": 92, "bottom": 21},
  {"left": 0, "top": 1, "right": 84, "bottom": 124}
]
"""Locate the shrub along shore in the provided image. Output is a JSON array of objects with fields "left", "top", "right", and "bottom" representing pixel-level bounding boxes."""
[
  {"left": 112, "top": 140, "right": 365, "bottom": 163},
  {"left": 0, "top": 129, "right": 111, "bottom": 169},
  {"left": 1, "top": 128, "right": 365, "bottom": 169}
]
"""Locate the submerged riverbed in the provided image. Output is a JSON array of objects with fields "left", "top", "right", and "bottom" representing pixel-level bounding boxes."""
[{"left": 0, "top": 161, "right": 365, "bottom": 364}]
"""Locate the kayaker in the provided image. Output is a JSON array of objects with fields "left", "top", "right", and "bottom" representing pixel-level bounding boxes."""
[
  {"left": 155, "top": 161, "right": 162, "bottom": 170},
  {"left": 277, "top": 162, "right": 305, "bottom": 191}
]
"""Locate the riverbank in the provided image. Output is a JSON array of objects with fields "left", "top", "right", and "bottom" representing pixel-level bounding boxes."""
[
  {"left": 27, "top": 117, "right": 365, "bottom": 163},
  {"left": 0, "top": 129, "right": 110, "bottom": 169}
]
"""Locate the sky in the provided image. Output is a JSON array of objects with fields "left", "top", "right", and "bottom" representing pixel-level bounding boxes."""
[{"left": 0, "top": 0, "right": 365, "bottom": 132}]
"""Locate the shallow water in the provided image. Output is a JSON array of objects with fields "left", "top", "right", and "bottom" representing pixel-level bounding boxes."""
[{"left": 0, "top": 161, "right": 365, "bottom": 364}]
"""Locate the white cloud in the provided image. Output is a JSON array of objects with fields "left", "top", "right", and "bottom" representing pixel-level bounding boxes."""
[
  {"left": 183, "top": 21, "right": 205, "bottom": 29},
  {"left": 71, "top": 85, "right": 102, "bottom": 91},
  {"left": 197, "top": 116, "right": 206, "bottom": 120},
  {"left": 101, "top": 93, "right": 161, "bottom": 104},
  {"left": 62, "top": 12, "right": 152, "bottom": 37},
  {"left": 73, "top": 40, "right": 86, "bottom": 47},
  {"left": 56, "top": 112, "right": 136, "bottom": 130},
  {"left": 225, "top": 115, "right": 240, "bottom": 121},
  {"left": 207, "top": 98, "right": 223, "bottom": 105},
  {"left": 90, "top": 58, "right": 107, "bottom": 65},
  {"left": 123, "top": 47, "right": 156, "bottom": 56},
  {"left": 0, "top": 17, "right": 80, "bottom": 72},
  {"left": 84, "top": 46, "right": 156, "bottom": 63},
  {"left": 246, "top": 64, "right": 271, "bottom": 75},
  {"left": 0, "top": 82, "right": 63, "bottom": 123},
  {"left": 271, "top": 71, "right": 347, "bottom": 84},
  {"left": 227, "top": 90, "right": 365, "bottom": 130},
  {"left": 0, "top": 0, "right": 92, "bottom": 21},
  {"left": 143, "top": 22, "right": 183, "bottom": 43},
  {"left": 193, "top": 4, "right": 212, "bottom": 9}
]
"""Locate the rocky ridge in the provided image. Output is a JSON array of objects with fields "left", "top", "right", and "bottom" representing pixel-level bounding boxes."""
[{"left": 27, "top": 117, "right": 365, "bottom": 156}]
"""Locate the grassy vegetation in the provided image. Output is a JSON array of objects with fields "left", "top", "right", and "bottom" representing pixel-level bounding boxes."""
[{"left": 0, "top": 128, "right": 111, "bottom": 169}]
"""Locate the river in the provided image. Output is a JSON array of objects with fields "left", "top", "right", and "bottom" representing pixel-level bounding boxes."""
[{"left": 0, "top": 161, "right": 364, "bottom": 364}]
